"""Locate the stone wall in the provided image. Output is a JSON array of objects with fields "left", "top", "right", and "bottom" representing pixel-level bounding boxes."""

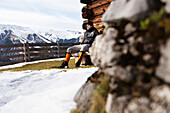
[{"left": 72, "top": 0, "right": 170, "bottom": 113}]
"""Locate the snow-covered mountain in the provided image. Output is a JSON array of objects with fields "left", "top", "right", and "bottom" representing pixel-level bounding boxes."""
[{"left": 0, "top": 24, "right": 84, "bottom": 44}]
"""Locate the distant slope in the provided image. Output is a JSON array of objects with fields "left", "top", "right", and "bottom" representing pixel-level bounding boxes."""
[{"left": 0, "top": 24, "right": 84, "bottom": 44}]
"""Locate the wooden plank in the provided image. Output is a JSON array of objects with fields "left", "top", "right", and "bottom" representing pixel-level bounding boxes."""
[
  {"left": 88, "top": 0, "right": 113, "bottom": 9},
  {"left": 0, "top": 44, "right": 23, "bottom": 49},
  {"left": 58, "top": 51, "right": 66, "bottom": 55},
  {"left": 82, "top": 6, "right": 93, "bottom": 19},
  {"left": 0, "top": 54, "right": 24, "bottom": 60},
  {"left": 23, "top": 43, "right": 27, "bottom": 62},
  {"left": 91, "top": 14, "right": 103, "bottom": 23},
  {"left": 60, "top": 46, "right": 69, "bottom": 50},
  {"left": 30, "top": 56, "right": 59, "bottom": 61},
  {"left": 92, "top": 3, "right": 110, "bottom": 16},
  {"left": 81, "top": 0, "right": 92, "bottom": 4},
  {"left": 0, "top": 49, "right": 24, "bottom": 54},
  {"left": 30, "top": 52, "right": 58, "bottom": 57},
  {"left": 57, "top": 41, "right": 60, "bottom": 58},
  {"left": 25, "top": 42, "right": 31, "bottom": 62},
  {"left": 0, "top": 59, "right": 24, "bottom": 66},
  {"left": 59, "top": 43, "right": 78, "bottom": 46},
  {"left": 29, "top": 47, "right": 58, "bottom": 52},
  {"left": 59, "top": 53, "right": 66, "bottom": 57},
  {"left": 29, "top": 43, "right": 58, "bottom": 47}
]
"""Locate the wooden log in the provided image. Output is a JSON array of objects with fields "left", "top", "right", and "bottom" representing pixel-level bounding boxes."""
[
  {"left": 92, "top": 3, "right": 110, "bottom": 16},
  {"left": 82, "top": 6, "right": 93, "bottom": 19},
  {"left": 0, "top": 54, "right": 24, "bottom": 60},
  {"left": 29, "top": 47, "right": 58, "bottom": 52},
  {"left": 88, "top": 0, "right": 113, "bottom": 9},
  {"left": 0, "top": 59, "right": 24, "bottom": 66},
  {"left": 30, "top": 56, "right": 58, "bottom": 61},
  {"left": 26, "top": 43, "right": 31, "bottom": 62},
  {"left": 29, "top": 43, "right": 58, "bottom": 47},
  {"left": 0, "top": 44, "right": 23, "bottom": 49},
  {"left": 90, "top": 14, "right": 103, "bottom": 23},
  {"left": 23, "top": 43, "right": 27, "bottom": 62},
  {"left": 30, "top": 52, "right": 58, "bottom": 57},
  {"left": 0, "top": 49, "right": 23, "bottom": 54},
  {"left": 80, "top": 0, "right": 92, "bottom": 4},
  {"left": 59, "top": 43, "right": 78, "bottom": 46},
  {"left": 57, "top": 41, "right": 60, "bottom": 58},
  {"left": 60, "top": 46, "right": 69, "bottom": 50}
]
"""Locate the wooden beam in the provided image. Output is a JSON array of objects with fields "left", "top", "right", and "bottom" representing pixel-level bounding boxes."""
[
  {"left": 0, "top": 49, "right": 23, "bottom": 54},
  {"left": 90, "top": 14, "right": 103, "bottom": 23},
  {"left": 80, "top": 0, "right": 97, "bottom": 4},
  {"left": 88, "top": 0, "right": 113, "bottom": 9},
  {"left": 0, "top": 44, "right": 23, "bottom": 49},
  {"left": 82, "top": 6, "right": 93, "bottom": 19},
  {"left": 92, "top": 3, "right": 110, "bottom": 17},
  {"left": 29, "top": 43, "right": 58, "bottom": 47},
  {"left": 0, "top": 59, "right": 24, "bottom": 66}
]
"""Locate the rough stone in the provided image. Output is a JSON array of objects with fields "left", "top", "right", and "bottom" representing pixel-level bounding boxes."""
[
  {"left": 150, "top": 85, "right": 170, "bottom": 106},
  {"left": 74, "top": 81, "right": 96, "bottom": 112},
  {"left": 162, "top": 0, "right": 170, "bottom": 13},
  {"left": 103, "top": 66, "right": 135, "bottom": 82},
  {"left": 74, "top": 0, "right": 170, "bottom": 113},
  {"left": 105, "top": 94, "right": 131, "bottom": 113},
  {"left": 102, "top": 0, "right": 162, "bottom": 23},
  {"left": 156, "top": 39, "right": 170, "bottom": 84},
  {"left": 89, "top": 28, "right": 118, "bottom": 68},
  {"left": 124, "top": 23, "right": 137, "bottom": 36},
  {"left": 124, "top": 97, "right": 151, "bottom": 113},
  {"left": 150, "top": 103, "right": 167, "bottom": 113}
]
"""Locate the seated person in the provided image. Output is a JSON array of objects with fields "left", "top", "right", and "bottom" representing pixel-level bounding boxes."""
[{"left": 57, "top": 21, "right": 99, "bottom": 68}]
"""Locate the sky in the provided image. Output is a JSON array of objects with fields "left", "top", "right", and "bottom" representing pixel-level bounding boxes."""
[{"left": 0, "top": 0, "right": 84, "bottom": 31}]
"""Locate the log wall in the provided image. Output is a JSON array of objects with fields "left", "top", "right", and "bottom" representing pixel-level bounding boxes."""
[{"left": 81, "top": 0, "right": 114, "bottom": 33}]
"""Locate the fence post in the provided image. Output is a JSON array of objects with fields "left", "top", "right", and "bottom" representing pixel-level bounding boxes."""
[
  {"left": 57, "top": 41, "right": 60, "bottom": 58},
  {"left": 23, "top": 42, "right": 31, "bottom": 62},
  {"left": 23, "top": 43, "right": 27, "bottom": 62}
]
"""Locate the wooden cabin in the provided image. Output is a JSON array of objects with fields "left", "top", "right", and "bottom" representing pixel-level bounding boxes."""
[{"left": 80, "top": 0, "right": 114, "bottom": 33}]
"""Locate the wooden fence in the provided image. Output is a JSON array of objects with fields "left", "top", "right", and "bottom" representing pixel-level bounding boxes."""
[{"left": 0, "top": 42, "right": 78, "bottom": 66}]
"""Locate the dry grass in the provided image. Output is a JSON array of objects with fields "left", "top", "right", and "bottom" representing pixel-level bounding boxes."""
[
  {"left": 0, "top": 59, "right": 94, "bottom": 72},
  {"left": 71, "top": 109, "right": 83, "bottom": 113},
  {"left": 88, "top": 75, "right": 109, "bottom": 113}
]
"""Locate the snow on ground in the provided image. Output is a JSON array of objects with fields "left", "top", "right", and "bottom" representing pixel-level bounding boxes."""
[
  {"left": 0, "top": 58, "right": 67, "bottom": 70},
  {"left": 0, "top": 61, "right": 98, "bottom": 113}
]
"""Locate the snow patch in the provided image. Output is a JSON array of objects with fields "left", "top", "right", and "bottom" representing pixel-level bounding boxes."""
[{"left": 0, "top": 67, "right": 98, "bottom": 113}]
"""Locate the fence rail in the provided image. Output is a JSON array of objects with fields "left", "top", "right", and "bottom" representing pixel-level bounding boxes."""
[{"left": 0, "top": 42, "right": 78, "bottom": 67}]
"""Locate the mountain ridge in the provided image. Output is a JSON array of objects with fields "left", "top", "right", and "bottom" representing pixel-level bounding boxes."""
[{"left": 0, "top": 24, "right": 83, "bottom": 44}]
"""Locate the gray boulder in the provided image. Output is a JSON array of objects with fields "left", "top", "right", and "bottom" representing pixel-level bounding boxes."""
[
  {"left": 102, "top": 0, "right": 162, "bottom": 23},
  {"left": 124, "top": 97, "right": 151, "bottom": 113},
  {"left": 89, "top": 28, "right": 119, "bottom": 68},
  {"left": 150, "top": 85, "right": 170, "bottom": 112},
  {"left": 156, "top": 39, "right": 170, "bottom": 84},
  {"left": 105, "top": 94, "right": 131, "bottom": 113},
  {"left": 162, "top": 0, "right": 170, "bottom": 13},
  {"left": 74, "top": 81, "right": 96, "bottom": 112}
]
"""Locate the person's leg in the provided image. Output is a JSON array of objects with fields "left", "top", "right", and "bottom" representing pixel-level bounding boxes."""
[
  {"left": 57, "top": 45, "right": 82, "bottom": 68},
  {"left": 75, "top": 44, "right": 90, "bottom": 67},
  {"left": 57, "top": 53, "right": 70, "bottom": 68},
  {"left": 75, "top": 51, "right": 85, "bottom": 67},
  {"left": 66, "top": 45, "right": 82, "bottom": 53}
]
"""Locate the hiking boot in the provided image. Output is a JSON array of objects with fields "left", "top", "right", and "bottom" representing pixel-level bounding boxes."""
[
  {"left": 57, "top": 61, "right": 69, "bottom": 68},
  {"left": 75, "top": 61, "right": 81, "bottom": 67},
  {"left": 75, "top": 51, "right": 85, "bottom": 67}
]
